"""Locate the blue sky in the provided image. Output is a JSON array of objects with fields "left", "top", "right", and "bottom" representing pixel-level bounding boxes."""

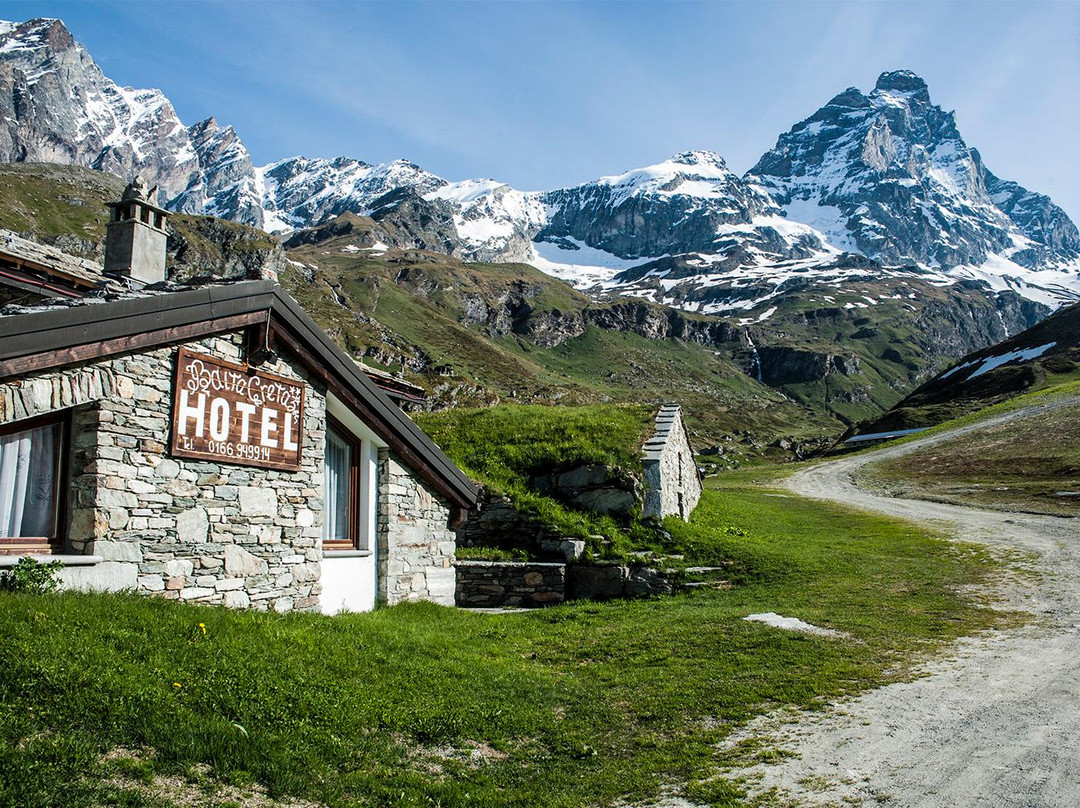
[{"left": 6, "top": 1, "right": 1080, "bottom": 220}]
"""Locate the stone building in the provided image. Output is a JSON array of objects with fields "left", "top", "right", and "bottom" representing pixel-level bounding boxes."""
[
  {"left": 0, "top": 183, "right": 477, "bottom": 614},
  {"left": 642, "top": 405, "right": 701, "bottom": 521}
]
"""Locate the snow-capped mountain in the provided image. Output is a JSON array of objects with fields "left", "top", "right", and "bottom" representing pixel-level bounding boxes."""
[
  {"left": 539, "top": 150, "right": 826, "bottom": 259},
  {"left": 747, "top": 70, "right": 1080, "bottom": 283},
  {"left": 0, "top": 18, "right": 198, "bottom": 201},
  {"left": 258, "top": 156, "right": 448, "bottom": 234},
  {"left": 426, "top": 179, "right": 546, "bottom": 263},
  {"left": 3, "top": 17, "right": 1080, "bottom": 316},
  {"left": 0, "top": 17, "right": 271, "bottom": 227}
]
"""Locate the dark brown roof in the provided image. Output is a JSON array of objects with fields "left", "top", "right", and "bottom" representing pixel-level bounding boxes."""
[
  {"left": 0, "top": 229, "right": 109, "bottom": 298},
  {"left": 0, "top": 280, "right": 478, "bottom": 509},
  {"left": 359, "top": 363, "right": 427, "bottom": 403}
]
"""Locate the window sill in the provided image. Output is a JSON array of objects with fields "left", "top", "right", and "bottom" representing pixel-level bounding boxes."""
[
  {"left": 0, "top": 554, "right": 104, "bottom": 568},
  {"left": 323, "top": 549, "right": 373, "bottom": 559}
]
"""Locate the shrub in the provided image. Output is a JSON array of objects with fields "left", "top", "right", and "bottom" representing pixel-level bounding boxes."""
[{"left": 0, "top": 557, "right": 64, "bottom": 594}]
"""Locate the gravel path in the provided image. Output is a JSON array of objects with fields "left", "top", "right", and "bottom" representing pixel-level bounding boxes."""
[{"left": 720, "top": 398, "right": 1080, "bottom": 808}]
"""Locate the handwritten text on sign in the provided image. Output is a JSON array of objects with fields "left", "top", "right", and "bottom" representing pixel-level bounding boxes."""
[{"left": 170, "top": 348, "right": 305, "bottom": 471}]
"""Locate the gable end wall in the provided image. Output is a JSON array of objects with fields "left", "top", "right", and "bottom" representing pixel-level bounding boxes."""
[
  {"left": 378, "top": 450, "right": 456, "bottom": 606},
  {"left": 642, "top": 405, "right": 701, "bottom": 521}
]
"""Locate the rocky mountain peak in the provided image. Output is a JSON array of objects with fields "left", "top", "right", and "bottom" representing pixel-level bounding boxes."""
[
  {"left": 873, "top": 69, "right": 930, "bottom": 98},
  {"left": 824, "top": 87, "right": 870, "bottom": 110},
  {"left": 188, "top": 117, "right": 219, "bottom": 139},
  {"left": 0, "top": 16, "right": 202, "bottom": 202},
  {"left": 669, "top": 149, "right": 728, "bottom": 169},
  {"left": 0, "top": 18, "right": 73, "bottom": 64},
  {"left": 747, "top": 70, "right": 1080, "bottom": 278}
]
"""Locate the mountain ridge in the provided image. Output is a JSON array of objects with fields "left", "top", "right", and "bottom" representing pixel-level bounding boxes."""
[
  {"left": 3, "top": 18, "right": 1079, "bottom": 317},
  {"left": 0, "top": 160, "right": 1057, "bottom": 459}
]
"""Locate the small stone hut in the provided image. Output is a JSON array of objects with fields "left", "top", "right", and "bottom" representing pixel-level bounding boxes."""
[
  {"left": 642, "top": 405, "right": 701, "bottom": 521},
  {"left": 0, "top": 183, "right": 477, "bottom": 614}
]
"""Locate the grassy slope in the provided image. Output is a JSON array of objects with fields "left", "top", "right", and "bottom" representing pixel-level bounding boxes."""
[
  {"left": 0, "top": 479, "right": 1007, "bottom": 808},
  {"left": 858, "top": 379, "right": 1080, "bottom": 516},
  {"left": 280, "top": 244, "right": 840, "bottom": 449},
  {"left": 415, "top": 404, "right": 656, "bottom": 555},
  {"left": 414, "top": 404, "right": 653, "bottom": 485},
  {"left": 0, "top": 162, "right": 123, "bottom": 253}
]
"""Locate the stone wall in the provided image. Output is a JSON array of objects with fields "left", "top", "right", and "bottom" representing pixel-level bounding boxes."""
[
  {"left": 454, "top": 559, "right": 682, "bottom": 608},
  {"left": 567, "top": 563, "right": 675, "bottom": 600},
  {"left": 0, "top": 332, "right": 325, "bottom": 611},
  {"left": 378, "top": 450, "right": 456, "bottom": 606},
  {"left": 642, "top": 405, "right": 701, "bottom": 521},
  {"left": 455, "top": 560, "right": 564, "bottom": 608},
  {"left": 455, "top": 490, "right": 557, "bottom": 555}
]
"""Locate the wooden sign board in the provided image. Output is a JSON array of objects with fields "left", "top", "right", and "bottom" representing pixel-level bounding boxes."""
[{"left": 169, "top": 348, "right": 305, "bottom": 471}]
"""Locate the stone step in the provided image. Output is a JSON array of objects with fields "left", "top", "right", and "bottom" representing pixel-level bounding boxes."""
[{"left": 682, "top": 580, "right": 733, "bottom": 590}]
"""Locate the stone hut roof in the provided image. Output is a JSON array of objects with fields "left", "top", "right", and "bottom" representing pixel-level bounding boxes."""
[{"left": 0, "top": 228, "right": 110, "bottom": 298}]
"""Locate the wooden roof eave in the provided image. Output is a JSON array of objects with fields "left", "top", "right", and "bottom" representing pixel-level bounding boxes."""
[
  {"left": 0, "top": 281, "right": 478, "bottom": 509},
  {"left": 266, "top": 288, "right": 477, "bottom": 508}
]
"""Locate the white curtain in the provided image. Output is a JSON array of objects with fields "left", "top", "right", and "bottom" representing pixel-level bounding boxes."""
[
  {"left": 323, "top": 428, "right": 350, "bottom": 543},
  {"left": 0, "top": 423, "right": 57, "bottom": 539}
]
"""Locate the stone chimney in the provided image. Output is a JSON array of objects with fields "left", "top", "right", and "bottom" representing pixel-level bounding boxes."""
[{"left": 104, "top": 176, "right": 169, "bottom": 286}]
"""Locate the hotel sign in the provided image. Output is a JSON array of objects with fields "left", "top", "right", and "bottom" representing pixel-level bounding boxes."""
[{"left": 170, "top": 348, "right": 305, "bottom": 471}]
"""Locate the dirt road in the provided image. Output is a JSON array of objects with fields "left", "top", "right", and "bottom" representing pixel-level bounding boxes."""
[{"left": 724, "top": 399, "right": 1080, "bottom": 807}]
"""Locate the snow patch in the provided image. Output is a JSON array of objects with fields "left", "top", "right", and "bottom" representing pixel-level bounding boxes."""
[
  {"left": 940, "top": 341, "right": 1057, "bottom": 381},
  {"left": 781, "top": 197, "right": 860, "bottom": 253},
  {"left": 969, "top": 342, "right": 1058, "bottom": 379},
  {"left": 744, "top": 613, "right": 847, "bottom": 638},
  {"left": 738, "top": 306, "right": 778, "bottom": 325},
  {"left": 529, "top": 238, "right": 650, "bottom": 288}
]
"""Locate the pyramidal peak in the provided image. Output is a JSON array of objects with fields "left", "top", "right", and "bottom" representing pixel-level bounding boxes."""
[
  {"left": 873, "top": 69, "right": 931, "bottom": 97},
  {"left": 748, "top": 69, "right": 1080, "bottom": 283}
]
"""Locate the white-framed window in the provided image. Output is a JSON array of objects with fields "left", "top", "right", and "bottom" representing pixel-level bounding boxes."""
[
  {"left": 322, "top": 415, "right": 377, "bottom": 551},
  {"left": 0, "top": 412, "right": 68, "bottom": 554}
]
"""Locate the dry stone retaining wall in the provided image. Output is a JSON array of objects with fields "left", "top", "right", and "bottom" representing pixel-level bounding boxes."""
[
  {"left": 454, "top": 560, "right": 687, "bottom": 608},
  {"left": 455, "top": 560, "right": 565, "bottom": 608}
]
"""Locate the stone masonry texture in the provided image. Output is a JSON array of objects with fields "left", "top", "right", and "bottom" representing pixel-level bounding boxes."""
[
  {"left": 0, "top": 329, "right": 455, "bottom": 611},
  {"left": 455, "top": 560, "right": 565, "bottom": 608},
  {"left": 377, "top": 449, "right": 456, "bottom": 606}
]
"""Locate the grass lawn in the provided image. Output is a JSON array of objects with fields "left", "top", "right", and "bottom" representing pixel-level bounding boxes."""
[
  {"left": 0, "top": 478, "right": 1008, "bottom": 808},
  {"left": 857, "top": 381, "right": 1080, "bottom": 516}
]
